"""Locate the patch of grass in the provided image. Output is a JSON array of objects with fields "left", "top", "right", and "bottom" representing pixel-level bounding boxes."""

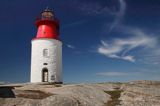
[
  {"left": 54, "top": 84, "right": 62, "bottom": 87},
  {"left": 104, "top": 90, "right": 123, "bottom": 106}
]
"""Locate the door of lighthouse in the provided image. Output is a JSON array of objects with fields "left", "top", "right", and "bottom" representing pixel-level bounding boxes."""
[{"left": 42, "top": 68, "right": 48, "bottom": 82}]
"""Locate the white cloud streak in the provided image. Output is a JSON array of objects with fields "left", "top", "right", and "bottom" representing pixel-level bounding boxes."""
[
  {"left": 98, "top": 29, "right": 157, "bottom": 62},
  {"left": 95, "top": 68, "right": 160, "bottom": 81},
  {"left": 62, "top": 20, "right": 87, "bottom": 29},
  {"left": 96, "top": 71, "right": 128, "bottom": 76},
  {"left": 67, "top": 44, "right": 75, "bottom": 49}
]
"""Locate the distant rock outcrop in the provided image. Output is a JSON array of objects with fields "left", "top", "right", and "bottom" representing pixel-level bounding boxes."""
[
  {"left": 0, "top": 80, "right": 160, "bottom": 106},
  {"left": 120, "top": 80, "right": 160, "bottom": 106}
]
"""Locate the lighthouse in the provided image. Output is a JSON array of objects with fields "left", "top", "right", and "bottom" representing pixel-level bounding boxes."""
[{"left": 30, "top": 8, "right": 62, "bottom": 84}]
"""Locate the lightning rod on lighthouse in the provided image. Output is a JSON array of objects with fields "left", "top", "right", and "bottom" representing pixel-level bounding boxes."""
[{"left": 30, "top": 8, "right": 62, "bottom": 84}]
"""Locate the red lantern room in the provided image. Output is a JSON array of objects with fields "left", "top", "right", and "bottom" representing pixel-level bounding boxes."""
[{"left": 35, "top": 8, "right": 59, "bottom": 39}]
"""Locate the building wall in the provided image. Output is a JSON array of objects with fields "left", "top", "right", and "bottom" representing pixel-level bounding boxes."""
[{"left": 30, "top": 38, "right": 62, "bottom": 83}]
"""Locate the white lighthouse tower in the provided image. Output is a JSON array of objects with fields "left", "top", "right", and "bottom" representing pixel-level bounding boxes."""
[{"left": 30, "top": 8, "right": 62, "bottom": 84}]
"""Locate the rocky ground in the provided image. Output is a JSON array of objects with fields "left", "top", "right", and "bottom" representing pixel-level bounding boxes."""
[{"left": 0, "top": 80, "right": 160, "bottom": 106}]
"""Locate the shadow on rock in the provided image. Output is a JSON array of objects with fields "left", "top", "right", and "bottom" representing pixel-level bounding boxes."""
[{"left": 0, "top": 87, "right": 15, "bottom": 98}]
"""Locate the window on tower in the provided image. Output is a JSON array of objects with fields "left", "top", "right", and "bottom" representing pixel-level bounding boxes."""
[{"left": 43, "top": 49, "right": 49, "bottom": 57}]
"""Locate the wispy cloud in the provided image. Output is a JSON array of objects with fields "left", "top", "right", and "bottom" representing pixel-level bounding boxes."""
[
  {"left": 67, "top": 44, "right": 75, "bottom": 49},
  {"left": 69, "top": 0, "right": 120, "bottom": 16},
  {"left": 109, "top": 0, "right": 126, "bottom": 31},
  {"left": 96, "top": 68, "right": 160, "bottom": 79},
  {"left": 97, "top": 29, "right": 157, "bottom": 62},
  {"left": 62, "top": 20, "right": 87, "bottom": 29},
  {"left": 138, "top": 48, "right": 160, "bottom": 65},
  {"left": 76, "top": 1, "right": 112, "bottom": 15},
  {"left": 96, "top": 71, "right": 128, "bottom": 76},
  {"left": 61, "top": 0, "right": 160, "bottom": 65},
  {"left": 62, "top": 0, "right": 126, "bottom": 28}
]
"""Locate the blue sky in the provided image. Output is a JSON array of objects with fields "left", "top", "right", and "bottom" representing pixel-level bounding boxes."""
[{"left": 0, "top": 0, "right": 160, "bottom": 83}]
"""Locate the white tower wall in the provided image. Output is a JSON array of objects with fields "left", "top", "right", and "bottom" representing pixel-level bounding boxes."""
[{"left": 30, "top": 38, "right": 62, "bottom": 83}]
